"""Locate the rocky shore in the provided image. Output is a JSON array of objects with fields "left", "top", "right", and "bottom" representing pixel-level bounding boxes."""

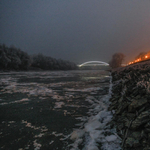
[{"left": 109, "top": 60, "right": 150, "bottom": 150}]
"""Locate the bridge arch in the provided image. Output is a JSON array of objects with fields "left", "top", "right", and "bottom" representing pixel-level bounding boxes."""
[{"left": 78, "top": 61, "right": 109, "bottom": 67}]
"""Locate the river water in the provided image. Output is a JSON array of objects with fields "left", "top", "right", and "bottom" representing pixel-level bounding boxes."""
[{"left": 0, "top": 70, "right": 121, "bottom": 150}]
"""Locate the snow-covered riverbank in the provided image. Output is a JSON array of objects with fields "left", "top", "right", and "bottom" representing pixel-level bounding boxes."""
[
  {"left": 68, "top": 75, "right": 121, "bottom": 150},
  {"left": 109, "top": 60, "right": 150, "bottom": 150}
]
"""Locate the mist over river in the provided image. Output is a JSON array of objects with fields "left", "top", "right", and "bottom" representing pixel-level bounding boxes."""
[{"left": 0, "top": 70, "right": 121, "bottom": 150}]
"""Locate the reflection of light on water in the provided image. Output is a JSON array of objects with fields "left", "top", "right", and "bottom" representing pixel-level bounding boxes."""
[
  {"left": 82, "top": 75, "right": 110, "bottom": 80},
  {"left": 65, "top": 87, "right": 101, "bottom": 92},
  {"left": 105, "top": 75, "right": 110, "bottom": 77},
  {"left": 82, "top": 77, "right": 103, "bottom": 80}
]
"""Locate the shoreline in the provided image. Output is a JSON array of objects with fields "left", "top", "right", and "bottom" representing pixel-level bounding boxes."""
[
  {"left": 0, "top": 70, "right": 116, "bottom": 150},
  {"left": 109, "top": 60, "right": 150, "bottom": 150}
]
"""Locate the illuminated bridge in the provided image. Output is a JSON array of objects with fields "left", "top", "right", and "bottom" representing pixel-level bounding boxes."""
[{"left": 78, "top": 61, "right": 109, "bottom": 67}]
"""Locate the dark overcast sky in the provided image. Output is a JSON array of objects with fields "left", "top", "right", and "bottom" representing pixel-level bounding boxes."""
[{"left": 0, "top": 0, "right": 150, "bottom": 63}]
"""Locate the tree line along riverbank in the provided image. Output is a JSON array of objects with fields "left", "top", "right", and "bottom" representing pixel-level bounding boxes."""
[
  {"left": 0, "top": 44, "right": 77, "bottom": 71},
  {"left": 109, "top": 60, "right": 150, "bottom": 150}
]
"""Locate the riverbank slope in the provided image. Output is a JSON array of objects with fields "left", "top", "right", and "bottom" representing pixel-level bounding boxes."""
[{"left": 109, "top": 60, "right": 150, "bottom": 150}]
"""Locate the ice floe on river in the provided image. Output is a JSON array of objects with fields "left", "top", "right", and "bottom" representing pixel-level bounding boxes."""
[
  {"left": 68, "top": 79, "right": 121, "bottom": 150},
  {"left": 0, "top": 71, "right": 121, "bottom": 150}
]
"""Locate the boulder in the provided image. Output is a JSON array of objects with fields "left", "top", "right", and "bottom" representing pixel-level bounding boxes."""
[
  {"left": 128, "top": 99, "right": 147, "bottom": 112},
  {"left": 131, "top": 110, "right": 150, "bottom": 129},
  {"left": 125, "top": 137, "right": 140, "bottom": 148}
]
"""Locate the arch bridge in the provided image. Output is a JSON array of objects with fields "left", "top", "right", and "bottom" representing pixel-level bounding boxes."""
[{"left": 78, "top": 61, "right": 109, "bottom": 67}]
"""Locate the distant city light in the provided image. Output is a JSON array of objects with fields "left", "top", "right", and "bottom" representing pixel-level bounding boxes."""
[{"left": 128, "top": 54, "right": 149, "bottom": 65}]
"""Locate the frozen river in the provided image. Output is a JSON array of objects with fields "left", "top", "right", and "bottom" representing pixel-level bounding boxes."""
[{"left": 0, "top": 70, "right": 121, "bottom": 150}]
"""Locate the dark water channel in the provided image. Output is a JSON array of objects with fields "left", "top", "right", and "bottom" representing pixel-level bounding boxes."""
[{"left": 0, "top": 70, "right": 112, "bottom": 150}]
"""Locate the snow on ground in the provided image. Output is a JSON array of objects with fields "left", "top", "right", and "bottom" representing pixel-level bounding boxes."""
[{"left": 68, "top": 77, "right": 121, "bottom": 150}]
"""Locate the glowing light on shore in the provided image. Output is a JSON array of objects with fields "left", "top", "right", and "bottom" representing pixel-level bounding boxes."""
[{"left": 128, "top": 54, "right": 149, "bottom": 66}]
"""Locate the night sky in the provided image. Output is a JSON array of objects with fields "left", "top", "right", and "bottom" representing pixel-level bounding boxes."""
[{"left": 0, "top": 0, "right": 150, "bottom": 64}]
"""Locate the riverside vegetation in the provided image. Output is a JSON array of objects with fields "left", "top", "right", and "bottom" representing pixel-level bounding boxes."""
[
  {"left": 109, "top": 60, "right": 150, "bottom": 150},
  {"left": 0, "top": 44, "right": 77, "bottom": 71}
]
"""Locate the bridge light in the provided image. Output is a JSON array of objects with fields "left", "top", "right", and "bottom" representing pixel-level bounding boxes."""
[{"left": 78, "top": 61, "right": 109, "bottom": 67}]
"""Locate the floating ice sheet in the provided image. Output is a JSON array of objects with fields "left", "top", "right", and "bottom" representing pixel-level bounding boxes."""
[{"left": 68, "top": 80, "right": 121, "bottom": 150}]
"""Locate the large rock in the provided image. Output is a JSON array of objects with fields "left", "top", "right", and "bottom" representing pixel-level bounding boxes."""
[
  {"left": 143, "top": 147, "right": 150, "bottom": 150},
  {"left": 128, "top": 99, "right": 147, "bottom": 112},
  {"left": 131, "top": 110, "right": 150, "bottom": 129},
  {"left": 116, "top": 102, "right": 128, "bottom": 115},
  {"left": 125, "top": 113, "right": 136, "bottom": 121},
  {"left": 125, "top": 137, "right": 140, "bottom": 148}
]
